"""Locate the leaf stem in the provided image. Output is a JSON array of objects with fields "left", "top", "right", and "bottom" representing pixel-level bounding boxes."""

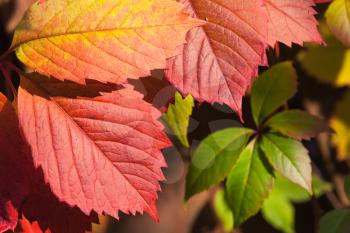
[
  {"left": 0, "top": 49, "right": 12, "bottom": 63},
  {"left": 0, "top": 65, "right": 17, "bottom": 97},
  {"left": 5, "top": 62, "right": 24, "bottom": 76}
]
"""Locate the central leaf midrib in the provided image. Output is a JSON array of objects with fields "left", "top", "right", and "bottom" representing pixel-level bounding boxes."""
[
  {"left": 12, "top": 22, "right": 198, "bottom": 50},
  {"left": 235, "top": 146, "right": 254, "bottom": 224}
]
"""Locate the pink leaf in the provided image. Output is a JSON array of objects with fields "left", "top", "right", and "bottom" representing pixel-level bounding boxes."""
[
  {"left": 165, "top": 0, "right": 268, "bottom": 118},
  {"left": 264, "top": 0, "right": 324, "bottom": 47},
  {"left": 17, "top": 74, "right": 171, "bottom": 221},
  {"left": 0, "top": 93, "right": 97, "bottom": 233}
]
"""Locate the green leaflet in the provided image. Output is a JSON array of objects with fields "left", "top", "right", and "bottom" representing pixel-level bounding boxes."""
[
  {"left": 326, "top": 0, "right": 350, "bottom": 48},
  {"left": 251, "top": 62, "right": 297, "bottom": 125},
  {"left": 312, "top": 175, "right": 333, "bottom": 198},
  {"left": 163, "top": 92, "right": 194, "bottom": 148},
  {"left": 320, "top": 209, "right": 350, "bottom": 233},
  {"left": 260, "top": 134, "right": 312, "bottom": 193},
  {"left": 262, "top": 188, "right": 295, "bottom": 233},
  {"left": 266, "top": 110, "right": 329, "bottom": 140},
  {"left": 331, "top": 91, "right": 350, "bottom": 160},
  {"left": 214, "top": 189, "right": 234, "bottom": 232},
  {"left": 262, "top": 175, "right": 332, "bottom": 233},
  {"left": 274, "top": 175, "right": 331, "bottom": 203},
  {"left": 185, "top": 127, "right": 253, "bottom": 200},
  {"left": 344, "top": 175, "right": 350, "bottom": 199},
  {"left": 226, "top": 140, "right": 274, "bottom": 227}
]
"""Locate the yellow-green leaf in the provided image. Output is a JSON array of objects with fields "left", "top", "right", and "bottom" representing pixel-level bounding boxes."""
[
  {"left": 12, "top": 0, "right": 203, "bottom": 84},
  {"left": 262, "top": 188, "right": 295, "bottom": 233},
  {"left": 326, "top": 0, "right": 350, "bottom": 48},
  {"left": 298, "top": 30, "right": 350, "bottom": 86},
  {"left": 163, "top": 92, "right": 194, "bottom": 148},
  {"left": 214, "top": 189, "right": 234, "bottom": 232}
]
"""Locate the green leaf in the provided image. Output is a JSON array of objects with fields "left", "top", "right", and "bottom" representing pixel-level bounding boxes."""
[
  {"left": 320, "top": 209, "right": 350, "bottom": 233},
  {"left": 326, "top": 0, "right": 350, "bottom": 48},
  {"left": 226, "top": 140, "right": 274, "bottom": 227},
  {"left": 312, "top": 175, "right": 333, "bottom": 198},
  {"left": 163, "top": 92, "right": 194, "bottom": 148},
  {"left": 274, "top": 175, "right": 332, "bottom": 203},
  {"left": 344, "top": 175, "right": 350, "bottom": 199},
  {"left": 186, "top": 128, "right": 253, "bottom": 200},
  {"left": 262, "top": 189, "right": 295, "bottom": 233},
  {"left": 251, "top": 62, "right": 297, "bottom": 125},
  {"left": 266, "top": 110, "right": 330, "bottom": 140},
  {"left": 214, "top": 189, "right": 234, "bottom": 232},
  {"left": 262, "top": 175, "right": 332, "bottom": 233},
  {"left": 261, "top": 134, "right": 312, "bottom": 193},
  {"left": 274, "top": 176, "right": 309, "bottom": 202}
]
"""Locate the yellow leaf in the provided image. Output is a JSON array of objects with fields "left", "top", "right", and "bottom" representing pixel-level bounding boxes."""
[
  {"left": 298, "top": 23, "right": 350, "bottom": 87},
  {"left": 331, "top": 91, "right": 350, "bottom": 160},
  {"left": 12, "top": 0, "right": 203, "bottom": 84}
]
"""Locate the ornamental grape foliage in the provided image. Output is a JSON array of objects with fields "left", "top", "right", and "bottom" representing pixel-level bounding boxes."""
[{"left": 0, "top": 0, "right": 337, "bottom": 232}]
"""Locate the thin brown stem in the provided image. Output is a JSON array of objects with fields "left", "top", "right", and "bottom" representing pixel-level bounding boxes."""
[
  {"left": 305, "top": 100, "right": 349, "bottom": 207},
  {"left": 5, "top": 62, "right": 24, "bottom": 76},
  {"left": 312, "top": 163, "right": 341, "bottom": 208},
  {"left": 0, "top": 49, "right": 12, "bottom": 63},
  {"left": 0, "top": 65, "right": 17, "bottom": 97}
]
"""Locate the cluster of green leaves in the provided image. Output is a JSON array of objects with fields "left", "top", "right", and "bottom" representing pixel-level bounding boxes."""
[
  {"left": 165, "top": 62, "right": 330, "bottom": 229},
  {"left": 213, "top": 174, "right": 331, "bottom": 233}
]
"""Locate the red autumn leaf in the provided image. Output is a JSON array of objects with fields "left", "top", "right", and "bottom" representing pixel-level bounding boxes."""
[
  {"left": 11, "top": 0, "right": 203, "bottom": 85},
  {"left": 0, "top": 92, "right": 97, "bottom": 233},
  {"left": 264, "top": 0, "right": 324, "bottom": 47},
  {"left": 19, "top": 216, "right": 50, "bottom": 233},
  {"left": 17, "top": 74, "right": 172, "bottom": 221},
  {"left": 0, "top": 202, "right": 17, "bottom": 233},
  {"left": 165, "top": 0, "right": 268, "bottom": 118},
  {"left": 21, "top": 170, "right": 98, "bottom": 233},
  {"left": 0, "top": 93, "right": 31, "bottom": 232}
]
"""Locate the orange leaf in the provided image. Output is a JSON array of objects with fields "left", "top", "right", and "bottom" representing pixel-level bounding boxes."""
[
  {"left": 19, "top": 216, "right": 51, "bottom": 233},
  {"left": 12, "top": 0, "right": 203, "bottom": 84}
]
